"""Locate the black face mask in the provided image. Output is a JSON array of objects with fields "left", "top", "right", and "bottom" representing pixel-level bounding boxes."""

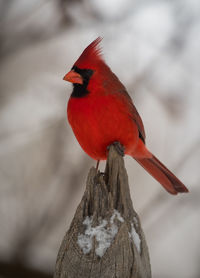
[{"left": 71, "top": 66, "right": 94, "bottom": 98}]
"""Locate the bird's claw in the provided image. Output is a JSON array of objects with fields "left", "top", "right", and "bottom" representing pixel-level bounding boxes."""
[{"left": 108, "top": 141, "right": 125, "bottom": 157}]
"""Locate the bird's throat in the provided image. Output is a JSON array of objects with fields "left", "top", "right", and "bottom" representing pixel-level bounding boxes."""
[{"left": 71, "top": 83, "right": 89, "bottom": 98}]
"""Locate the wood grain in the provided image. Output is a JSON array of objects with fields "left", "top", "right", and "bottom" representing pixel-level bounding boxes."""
[{"left": 54, "top": 145, "right": 151, "bottom": 278}]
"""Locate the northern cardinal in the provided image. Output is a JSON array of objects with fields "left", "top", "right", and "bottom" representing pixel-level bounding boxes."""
[{"left": 63, "top": 37, "right": 188, "bottom": 195}]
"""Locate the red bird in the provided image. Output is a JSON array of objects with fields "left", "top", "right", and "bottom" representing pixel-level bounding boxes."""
[{"left": 63, "top": 37, "right": 188, "bottom": 195}]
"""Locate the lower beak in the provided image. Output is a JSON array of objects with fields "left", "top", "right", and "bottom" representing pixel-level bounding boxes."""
[{"left": 63, "top": 70, "right": 83, "bottom": 84}]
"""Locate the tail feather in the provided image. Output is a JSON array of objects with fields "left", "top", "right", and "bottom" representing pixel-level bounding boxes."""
[{"left": 136, "top": 155, "right": 189, "bottom": 195}]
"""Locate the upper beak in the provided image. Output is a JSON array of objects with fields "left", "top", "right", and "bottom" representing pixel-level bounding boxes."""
[{"left": 63, "top": 70, "right": 83, "bottom": 84}]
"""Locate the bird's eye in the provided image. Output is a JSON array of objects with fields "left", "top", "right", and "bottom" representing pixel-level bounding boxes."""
[
  {"left": 72, "top": 66, "right": 93, "bottom": 82},
  {"left": 82, "top": 69, "right": 94, "bottom": 80}
]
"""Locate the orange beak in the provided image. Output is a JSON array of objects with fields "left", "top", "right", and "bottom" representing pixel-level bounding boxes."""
[{"left": 63, "top": 70, "right": 83, "bottom": 84}]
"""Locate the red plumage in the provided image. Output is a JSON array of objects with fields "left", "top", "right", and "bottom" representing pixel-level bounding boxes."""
[{"left": 64, "top": 38, "right": 188, "bottom": 195}]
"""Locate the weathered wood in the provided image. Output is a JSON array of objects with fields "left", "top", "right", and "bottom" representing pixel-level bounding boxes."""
[{"left": 54, "top": 145, "right": 151, "bottom": 278}]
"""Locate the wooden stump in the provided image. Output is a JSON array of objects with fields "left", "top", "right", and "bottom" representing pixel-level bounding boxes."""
[{"left": 54, "top": 145, "right": 151, "bottom": 278}]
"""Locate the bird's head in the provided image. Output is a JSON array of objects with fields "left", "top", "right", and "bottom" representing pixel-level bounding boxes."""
[{"left": 63, "top": 37, "right": 105, "bottom": 96}]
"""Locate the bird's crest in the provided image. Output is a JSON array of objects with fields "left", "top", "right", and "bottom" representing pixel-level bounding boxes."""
[{"left": 74, "top": 37, "right": 103, "bottom": 69}]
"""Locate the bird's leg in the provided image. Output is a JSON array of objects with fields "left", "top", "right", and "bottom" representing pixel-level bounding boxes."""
[
  {"left": 96, "top": 160, "right": 100, "bottom": 170},
  {"left": 108, "top": 141, "right": 125, "bottom": 156}
]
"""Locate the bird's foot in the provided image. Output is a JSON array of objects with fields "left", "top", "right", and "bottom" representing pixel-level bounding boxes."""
[{"left": 108, "top": 141, "right": 125, "bottom": 157}]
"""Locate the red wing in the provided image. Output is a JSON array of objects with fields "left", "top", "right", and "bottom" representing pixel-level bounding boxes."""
[
  {"left": 117, "top": 89, "right": 146, "bottom": 144},
  {"left": 100, "top": 64, "right": 146, "bottom": 143}
]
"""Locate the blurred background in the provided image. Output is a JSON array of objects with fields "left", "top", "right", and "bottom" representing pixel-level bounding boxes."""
[{"left": 0, "top": 0, "right": 200, "bottom": 277}]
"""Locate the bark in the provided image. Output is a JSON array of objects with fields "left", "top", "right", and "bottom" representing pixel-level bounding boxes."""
[{"left": 54, "top": 145, "right": 151, "bottom": 278}]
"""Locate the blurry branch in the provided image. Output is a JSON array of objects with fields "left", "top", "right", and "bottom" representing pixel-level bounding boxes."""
[
  {"left": 59, "top": 0, "right": 83, "bottom": 24},
  {"left": 2, "top": 0, "right": 53, "bottom": 27},
  {"left": 54, "top": 145, "right": 151, "bottom": 278},
  {"left": 0, "top": 0, "right": 75, "bottom": 59},
  {"left": 0, "top": 260, "right": 51, "bottom": 278}
]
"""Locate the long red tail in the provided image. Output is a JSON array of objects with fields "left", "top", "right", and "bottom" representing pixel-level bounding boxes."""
[{"left": 136, "top": 155, "right": 189, "bottom": 194}]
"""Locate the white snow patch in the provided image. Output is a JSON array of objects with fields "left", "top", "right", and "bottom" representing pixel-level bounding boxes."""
[
  {"left": 129, "top": 222, "right": 141, "bottom": 254},
  {"left": 110, "top": 209, "right": 124, "bottom": 224},
  {"left": 133, "top": 216, "right": 139, "bottom": 227},
  {"left": 77, "top": 210, "right": 124, "bottom": 257}
]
